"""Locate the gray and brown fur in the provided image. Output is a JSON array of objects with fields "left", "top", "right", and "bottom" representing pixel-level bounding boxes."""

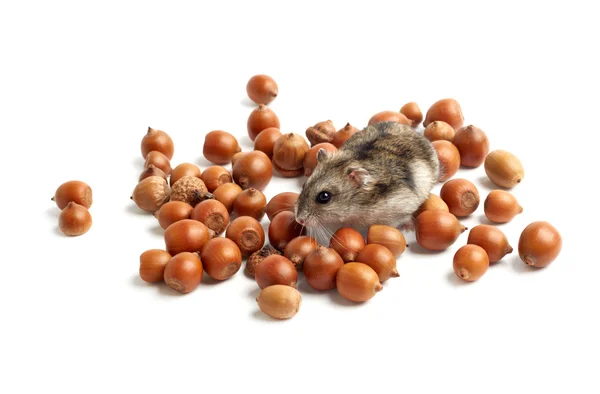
[{"left": 295, "top": 122, "right": 439, "bottom": 229}]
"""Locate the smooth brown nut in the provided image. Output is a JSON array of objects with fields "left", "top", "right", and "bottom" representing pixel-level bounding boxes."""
[
  {"left": 52, "top": 181, "right": 93, "bottom": 210},
  {"left": 484, "top": 150, "right": 524, "bottom": 188},
  {"left": 59, "top": 202, "right": 92, "bottom": 236},
  {"left": 141, "top": 127, "right": 174, "bottom": 160},
  {"left": 164, "top": 252, "right": 203, "bottom": 294},
  {"left": 246, "top": 74, "right": 278, "bottom": 105},
  {"left": 453, "top": 244, "right": 489, "bottom": 282},
  {"left": 518, "top": 221, "right": 562, "bottom": 268},
  {"left": 254, "top": 255, "right": 298, "bottom": 289},
  {"left": 399, "top": 102, "right": 423, "bottom": 127},
  {"left": 247, "top": 104, "right": 280, "bottom": 141},
  {"left": 200, "top": 237, "right": 242, "bottom": 280},
  {"left": 368, "top": 111, "right": 411, "bottom": 126},
  {"left": 423, "top": 98, "right": 464, "bottom": 130},
  {"left": 452, "top": 125, "right": 489, "bottom": 168},
  {"left": 256, "top": 285, "right": 301, "bottom": 319}
]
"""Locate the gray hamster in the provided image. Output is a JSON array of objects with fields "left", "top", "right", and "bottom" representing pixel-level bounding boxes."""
[{"left": 295, "top": 122, "right": 439, "bottom": 230}]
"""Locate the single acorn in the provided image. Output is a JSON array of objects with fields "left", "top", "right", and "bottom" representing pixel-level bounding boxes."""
[
  {"left": 131, "top": 176, "right": 170, "bottom": 213},
  {"left": 170, "top": 176, "right": 213, "bottom": 207}
]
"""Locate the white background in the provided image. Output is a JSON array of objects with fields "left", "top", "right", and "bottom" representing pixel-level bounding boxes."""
[{"left": 1, "top": 1, "right": 598, "bottom": 393}]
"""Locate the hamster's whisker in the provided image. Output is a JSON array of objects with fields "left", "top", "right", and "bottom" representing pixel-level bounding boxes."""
[
  {"left": 317, "top": 221, "right": 342, "bottom": 247},
  {"left": 322, "top": 227, "right": 349, "bottom": 250},
  {"left": 311, "top": 218, "right": 329, "bottom": 246},
  {"left": 319, "top": 226, "right": 330, "bottom": 246},
  {"left": 305, "top": 222, "right": 315, "bottom": 241},
  {"left": 311, "top": 222, "right": 321, "bottom": 244}
]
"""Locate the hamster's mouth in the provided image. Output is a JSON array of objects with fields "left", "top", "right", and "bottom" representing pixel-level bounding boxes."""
[
  {"left": 294, "top": 214, "right": 313, "bottom": 227},
  {"left": 294, "top": 206, "right": 308, "bottom": 226},
  {"left": 296, "top": 216, "right": 314, "bottom": 227}
]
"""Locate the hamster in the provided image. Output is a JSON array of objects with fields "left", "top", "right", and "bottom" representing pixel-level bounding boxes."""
[{"left": 295, "top": 122, "right": 439, "bottom": 231}]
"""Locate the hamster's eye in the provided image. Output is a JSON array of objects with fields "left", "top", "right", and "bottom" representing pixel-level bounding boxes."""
[{"left": 316, "top": 191, "right": 332, "bottom": 204}]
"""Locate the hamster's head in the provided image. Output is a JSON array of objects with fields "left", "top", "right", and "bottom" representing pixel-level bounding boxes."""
[{"left": 295, "top": 149, "right": 382, "bottom": 228}]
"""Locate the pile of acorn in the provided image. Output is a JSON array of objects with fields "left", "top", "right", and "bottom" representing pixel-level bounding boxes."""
[{"left": 53, "top": 74, "right": 563, "bottom": 320}]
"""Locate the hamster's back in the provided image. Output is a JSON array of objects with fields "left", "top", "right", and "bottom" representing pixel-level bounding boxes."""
[
  {"left": 339, "top": 121, "right": 439, "bottom": 225},
  {"left": 341, "top": 122, "right": 438, "bottom": 175}
]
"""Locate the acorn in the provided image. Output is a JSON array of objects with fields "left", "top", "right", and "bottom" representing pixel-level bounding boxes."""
[
  {"left": 424, "top": 121, "right": 455, "bottom": 142},
  {"left": 306, "top": 120, "right": 336, "bottom": 146},
  {"left": 415, "top": 210, "right": 466, "bottom": 250},
  {"left": 484, "top": 150, "right": 524, "bottom": 188},
  {"left": 52, "top": 181, "right": 93, "bottom": 210},
  {"left": 432, "top": 140, "right": 461, "bottom": 182},
  {"left": 518, "top": 221, "right": 562, "bottom": 268},
  {"left": 284, "top": 236, "right": 319, "bottom": 271},
  {"left": 453, "top": 245, "right": 489, "bottom": 282},
  {"left": 256, "top": 285, "right": 302, "bottom": 320},
  {"left": 329, "top": 227, "right": 365, "bottom": 263},
  {"left": 139, "top": 165, "right": 167, "bottom": 182},
  {"left": 331, "top": 123, "right": 360, "bottom": 148},
  {"left": 246, "top": 244, "right": 282, "bottom": 277},
  {"left": 141, "top": 127, "right": 174, "bottom": 160},
  {"left": 440, "top": 178, "right": 480, "bottom": 217},
  {"left": 247, "top": 104, "right": 280, "bottom": 141},
  {"left": 131, "top": 176, "right": 170, "bottom": 213},
  {"left": 170, "top": 163, "right": 202, "bottom": 187},
  {"left": 254, "top": 127, "right": 282, "bottom": 159},
  {"left": 144, "top": 150, "right": 172, "bottom": 175},
  {"left": 266, "top": 192, "right": 299, "bottom": 221},
  {"left": 59, "top": 202, "right": 92, "bottom": 236},
  {"left": 304, "top": 143, "right": 337, "bottom": 177},
  {"left": 413, "top": 193, "right": 449, "bottom": 218},
  {"left": 246, "top": 74, "right": 278, "bottom": 105},
  {"left": 484, "top": 190, "right": 523, "bottom": 223},
  {"left": 368, "top": 111, "right": 411, "bottom": 126},
  {"left": 452, "top": 125, "right": 489, "bottom": 168},
  {"left": 164, "top": 252, "right": 203, "bottom": 294},
  {"left": 139, "top": 249, "right": 172, "bottom": 283},
  {"left": 356, "top": 244, "right": 399, "bottom": 282},
  {"left": 255, "top": 255, "right": 298, "bottom": 289},
  {"left": 467, "top": 225, "right": 513, "bottom": 263},
  {"left": 303, "top": 246, "right": 344, "bottom": 291},
  {"left": 164, "top": 220, "right": 211, "bottom": 255},
  {"left": 272, "top": 133, "right": 310, "bottom": 172},
  {"left": 155, "top": 201, "right": 193, "bottom": 230},
  {"left": 170, "top": 176, "right": 213, "bottom": 207},
  {"left": 336, "top": 263, "right": 383, "bottom": 302},
  {"left": 202, "top": 130, "right": 242, "bottom": 164},
  {"left": 423, "top": 98, "right": 464, "bottom": 130},
  {"left": 232, "top": 150, "right": 273, "bottom": 191},
  {"left": 399, "top": 102, "right": 423, "bottom": 127},
  {"left": 366, "top": 225, "right": 406, "bottom": 258}
]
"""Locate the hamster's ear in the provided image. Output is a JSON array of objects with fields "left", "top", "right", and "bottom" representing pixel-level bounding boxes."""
[
  {"left": 317, "top": 148, "right": 328, "bottom": 162},
  {"left": 348, "top": 167, "right": 372, "bottom": 188}
]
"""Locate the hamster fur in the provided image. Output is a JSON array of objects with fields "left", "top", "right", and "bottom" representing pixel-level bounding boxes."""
[{"left": 295, "top": 122, "right": 439, "bottom": 230}]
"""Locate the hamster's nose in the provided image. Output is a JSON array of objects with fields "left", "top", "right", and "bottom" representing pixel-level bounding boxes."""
[{"left": 296, "top": 218, "right": 306, "bottom": 225}]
